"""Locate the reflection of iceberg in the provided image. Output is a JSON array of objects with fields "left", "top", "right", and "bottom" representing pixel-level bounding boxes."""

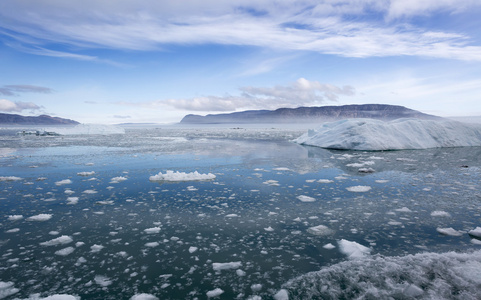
[
  {"left": 283, "top": 250, "right": 481, "bottom": 299},
  {"left": 53, "top": 124, "right": 125, "bottom": 135},
  {"left": 294, "top": 118, "right": 481, "bottom": 150}
]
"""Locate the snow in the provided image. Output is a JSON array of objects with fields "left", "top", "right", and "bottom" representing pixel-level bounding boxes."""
[
  {"left": 294, "top": 118, "right": 481, "bottom": 150},
  {"left": 284, "top": 250, "right": 481, "bottom": 299},
  {"left": 346, "top": 185, "right": 371, "bottom": 192},
  {"left": 206, "top": 288, "right": 224, "bottom": 298},
  {"left": 212, "top": 261, "right": 242, "bottom": 271},
  {"left": 27, "top": 214, "right": 52, "bottom": 221},
  {"left": 338, "top": 239, "right": 371, "bottom": 259},
  {"left": 149, "top": 170, "right": 216, "bottom": 182},
  {"left": 296, "top": 195, "right": 316, "bottom": 202},
  {"left": 130, "top": 294, "right": 159, "bottom": 300},
  {"left": 40, "top": 235, "right": 73, "bottom": 246}
]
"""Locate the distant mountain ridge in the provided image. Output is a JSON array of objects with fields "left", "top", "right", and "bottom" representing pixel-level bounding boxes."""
[
  {"left": 0, "top": 113, "right": 79, "bottom": 125},
  {"left": 180, "top": 104, "right": 440, "bottom": 124}
]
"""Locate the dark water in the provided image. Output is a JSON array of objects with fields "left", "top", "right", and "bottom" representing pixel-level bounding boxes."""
[{"left": 1, "top": 127, "right": 481, "bottom": 299}]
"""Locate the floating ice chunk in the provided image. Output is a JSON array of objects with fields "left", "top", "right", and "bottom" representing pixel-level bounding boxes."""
[
  {"left": 338, "top": 239, "right": 371, "bottom": 259},
  {"left": 82, "top": 189, "right": 97, "bottom": 194},
  {"left": 375, "top": 179, "right": 389, "bottom": 183},
  {"left": 55, "top": 246, "right": 75, "bottom": 256},
  {"left": 251, "top": 284, "right": 262, "bottom": 292},
  {"left": 323, "top": 243, "right": 336, "bottom": 249},
  {"left": 225, "top": 214, "right": 239, "bottom": 218},
  {"left": 130, "top": 294, "right": 159, "bottom": 300},
  {"left": 346, "top": 186, "right": 371, "bottom": 192},
  {"left": 274, "top": 289, "right": 289, "bottom": 300},
  {"left": 55, "top": 179, "right": 72, "bottom": 186},
  {"left": 8, "top": 215, "right": 23, "bottom": 221},
  {"left": 0, "top": 176, "right": 22, "bottom": 181},
  {"left": 40, "top": 235, "right": 73, "bottom": 246},
  {"left": 388, "top": 221, "right": 402, "bottom": 226},
  {"left": 77, "top": 171, "right": 95, "bottom": 176},
  {"left": 264, "top": 226, "right": 274, "bottom": 232},
  {"left": 468, "top": 227, "right": 481, "bottom": 238},
  {"left": 430, "top": 210, "right": 451, "bottom": 217},
  {"left": 212, "top": 261, "right": 242, "bottom": 271},
  {"left": 206, "top": 288, "right": 224, "bottom": 298},
  {"left": 263, "top": 180, "right": 280, "bottom": 186},
  {"left": 236, "top": 269, "right": 246, "bottom": 276},
  {"left": 67, "top": 197, "right": 79, "bottom": 205},
  {"left": 90, "top": 244, "right": 104, "bottom": 253},
  {"left": 5, "top": 228, "right": 19, "bottom": 233},
  {"left": 294, "top": 118, "right": 481, "bottom": 150},
  {"left": 307, "top": 225, "right": 334, "bottom": 236},
  {"left": 395, "top": 207, "right": 412, "bottom": 213},
  {"left": 0, "top": 281, "right": 19, "bottom": 298},
  {"left": 144, "top": 227, "right": 161, "bottom": 234},
  {"left": 149, "top": 170, "right": 216, "bottom": 182},
  {"left": 145, "top": 242, "right": 159, "bottom": 248},
  {"left": 318, "top": 179, "right": 334, "bottom": 183},
  {"left": 27, "top": 214, "right": 52, "bottom": 221},
  {"left": 94, "top": 275, "right": 112, "bottom": 287},
  {"left": 273, "top": 167, "right": 290, "bottom": 171},
  {"left": 358, "top": 167, "right": 375, "bottom": 173},
  {"left": 297, "top": 195, "right": 316, "bottom": 202},
  {"left": 437, "top": 227, "right": 464, "bottom": 236},
  {"left": 189, "top": 246, "right": 198, "bottom": 253},
  {"left": 110, "top": 176, "right": 127, "bottom": 183}
]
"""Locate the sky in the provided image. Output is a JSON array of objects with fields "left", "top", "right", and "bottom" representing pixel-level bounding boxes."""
[{"left": 1, "top": 0, "right": 481, "bottom": 124}]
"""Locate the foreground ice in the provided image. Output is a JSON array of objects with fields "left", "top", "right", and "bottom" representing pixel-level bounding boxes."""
[
  {"left": 294, "top": 118, "right": 481, "bottom": 150},
  {"left": 149, "top": 170, "right": 216, "bottom": 182},
  {"left": 53, "top": 124, "right": 125, "bottom": 135},
  {"left": 284, "top": 250, "right": 481, "bottom": 299}
]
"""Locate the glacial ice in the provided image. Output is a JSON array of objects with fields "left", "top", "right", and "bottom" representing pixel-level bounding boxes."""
[{"left": 294, "top": 118, "right": 481, "bottom": 150}]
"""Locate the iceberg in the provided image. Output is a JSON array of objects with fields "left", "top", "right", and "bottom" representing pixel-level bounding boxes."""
[{"left": 294, "top": 118, "right": 481, "bottom": 150}]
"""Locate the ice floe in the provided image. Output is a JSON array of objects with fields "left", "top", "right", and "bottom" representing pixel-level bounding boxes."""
[
  {"left": 338, "top": 239, "right": 371, "bottom": 259},
  {"left": 346, "top": 185, "right": 371, "bottom": 192},
  {"left": 0, "top": 176, "right": 22, "bottom": 181},
  {"left": 0, "top": 281, "right": 19, "bottom": 298},
  {"left": 294, "top": 118, "right": 481, "bottom": 150},
  {"left": 206, "top": 288, "right": 224, "bottom": 298},
  {"left": 130, "top": 294, "right": 159, "bottom": 300},
  {"left": 26, "top": 214, "right": 52, "bottom": 221},
  {"left": 283, "top": 250, "right": 481, "bottom": 299},
  {"left": 468, "top": 227, "right": 481, "bottom": 238},
  {"left": 212, "top": 261, "right": 242, "bottom": 271},
  {"left": 296, "top": 195, "right": 316, "bottom": 202},
  {"left": 307, "top": 225, "right": 334, "bottom": 236},
  {"left": 40, "top": 235, "right": 73, "bottom": 246},
  {"left": 149, "top": 170, "right": 216, "bottom": 182},
  {"left": 437, "top": 227, "right": 464, "bottom": 236}
]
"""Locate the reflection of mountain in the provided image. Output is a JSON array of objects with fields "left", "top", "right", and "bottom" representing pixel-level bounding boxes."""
[
  {"left": 0, "top": 113, "right": 79, "bottom": 125},
  {"left": 181, "top": 104, "right": 440, "bottom": 124}
]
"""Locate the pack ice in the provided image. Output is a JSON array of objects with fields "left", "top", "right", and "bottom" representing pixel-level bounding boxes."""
[{"left": 294, "top": 118, "right": 481, "bottom": 150}]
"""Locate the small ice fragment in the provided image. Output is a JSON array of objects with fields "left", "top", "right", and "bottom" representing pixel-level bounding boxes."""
[
  {"left": 274, "top": 289, "right": 289, "bottom": 300},
  {"left": 94, "top": 275, "right": 112, "bottom": 287},
  {"left": 27, "top": 214, "right": 52, "bottom": 221},
  {"left": 468, "top": 227, "right": 481, "bottom": 238},
  {"left": 0, "top": 281, "right": 19, "bottom": 298},
  {"left": 225, "top": 214, "right": 238, "bottom": 218},
  {"left": 212, "top": 261, "right": 242, "bottom": 271},
  {"left": 206, "top": 288, "right": 224, "bottom": 298},
  {"left": 307, "top": 225, "right": 334, "bottom": 236},
  {"left": 55, "top": 179, "right": 72, "bottom": 186},
  {"left": 338, "top": 239, "right": 371, "bottom": 259},
  {"left": 273, "top": 167, "right": 290, "bottom": 171},
  {"left": 346, "top": 186, "right": 371, "bottom": 192},
  {"left": 149, "top": 170, "right": 215, "bottom": 182},
  {"left": 0, "top": 176, "right": 22, "bottom": 181},
  {"left": 40, "top": 235, "right": 73, "bottom": 246},
  {"left": 323, "top": 243, "right": 336, "bottom": 249},
  {"left": 78, "top": 171, "right": 95, "bottom": 176},
  {"left": 5, "top": 228, "right": 19, "bottom": 233},
  {"left": 111, "top": 176, "right": 127, "bottom": 183},
  {"left": 130, "top": 294, "right": 159, "bottom": 300},
  {"left": 145, "top": 242, "right": 159, "bottom": 248},
  {"left": 189, "top": 246, "right": 198, "bottom": 253},
  {"left": 297, "top": 195, "right": 316, "bottom": 202},
  {"left": 55, "top": 246, "right": 75, "bottom": 256},
  {"left": 264, "top": 226, "right": 274, "bottom": 232},
  {"left": 90, "top": 244, "right": 104, "bottom": 253},
  {"left": 236, "top": 269, "right": 246, "bottom": 276},
  {"left": 144, "top": 227, "right": 161, "bottom": 234},
  {"left": 82, "top": 189, "right": 97, "bottom": 194},
  {"left": 318, "top": 179, "right": 334, "bottom": 183},
  {"left": 251, "top": 284, "right": 262, "bottom": 292},
  {"left": 395, "top": 207, "right": 412, "bottom": 213},
  {"left": 8, "top": 215, "right": 23, "bottom": 221},
  {"left": 67, "top": 197, "right": 79, "bottom": 205},
  {"left": 437, "top": 227, "right": 463, "bottom": 236},
  {"left": 431, "top": 211, "right": 451, "bottom": 217}
]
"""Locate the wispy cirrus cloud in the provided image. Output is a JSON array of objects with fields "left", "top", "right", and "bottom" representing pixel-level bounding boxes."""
[
  {"left": 0, "top": 84, "right": 53, "bottom": 96},
  {"left": 118, "top": 78, "right": 355, "bottom": 112},
  {"left": 1, "top": 1, "right": 481, "bottom": 61}
]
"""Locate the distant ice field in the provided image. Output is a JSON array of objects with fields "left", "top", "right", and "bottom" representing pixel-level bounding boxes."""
[{"left": 1, "top": 125, "right": 481, "bottom": 299}]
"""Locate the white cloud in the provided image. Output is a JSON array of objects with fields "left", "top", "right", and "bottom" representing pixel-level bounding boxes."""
[
  {"left": 161, "top": 78, "right": 355, "bottom": 111},
  {"left": 0, "top": 99, "right": 41, "bottom": 113},
  {"left": 1, "top": 1, "right": 481, "bottom": 61}
]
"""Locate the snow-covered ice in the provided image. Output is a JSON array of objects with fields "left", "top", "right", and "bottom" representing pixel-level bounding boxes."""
[
  {"left": 307, "top": 225, "right": 334, "bottom": 236},
  {"left": 338, "top": 239, "right": 371, "bottom": 259},
  {"left": 468, "top": 227, "right": 481, "bottom": 238},
  {"left": 206, "top": 288, "right": 224, "bottom": 298},
  {"left": 294, "top": 118, "right": 481, "bottom": 150},
  {"left": 346, "top": 185, "right": 371, "bottom": 192}
]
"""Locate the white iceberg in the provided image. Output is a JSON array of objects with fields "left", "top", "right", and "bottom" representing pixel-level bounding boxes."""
[
  {"left": 294, "top": 118, "right": 481, "bottom": 150},
  {"left": 149, "top": 170, "right": 216, "bottom": 182}
]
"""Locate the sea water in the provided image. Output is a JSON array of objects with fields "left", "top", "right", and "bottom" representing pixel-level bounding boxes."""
[{"left": 1, "top": 126, "right": 480, "bottom": 299}]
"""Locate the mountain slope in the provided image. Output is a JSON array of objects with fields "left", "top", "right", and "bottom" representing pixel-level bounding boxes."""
[
  {"left": 180, "top": 104, "right": 440, "bottom": 124},
  {"left": 0, "top": 113, "right": 79, "bottom": 125}
]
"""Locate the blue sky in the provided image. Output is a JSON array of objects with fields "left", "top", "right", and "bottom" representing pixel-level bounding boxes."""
[{"left": 1, "top": 0, "right": 481, "bottom": 124}]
